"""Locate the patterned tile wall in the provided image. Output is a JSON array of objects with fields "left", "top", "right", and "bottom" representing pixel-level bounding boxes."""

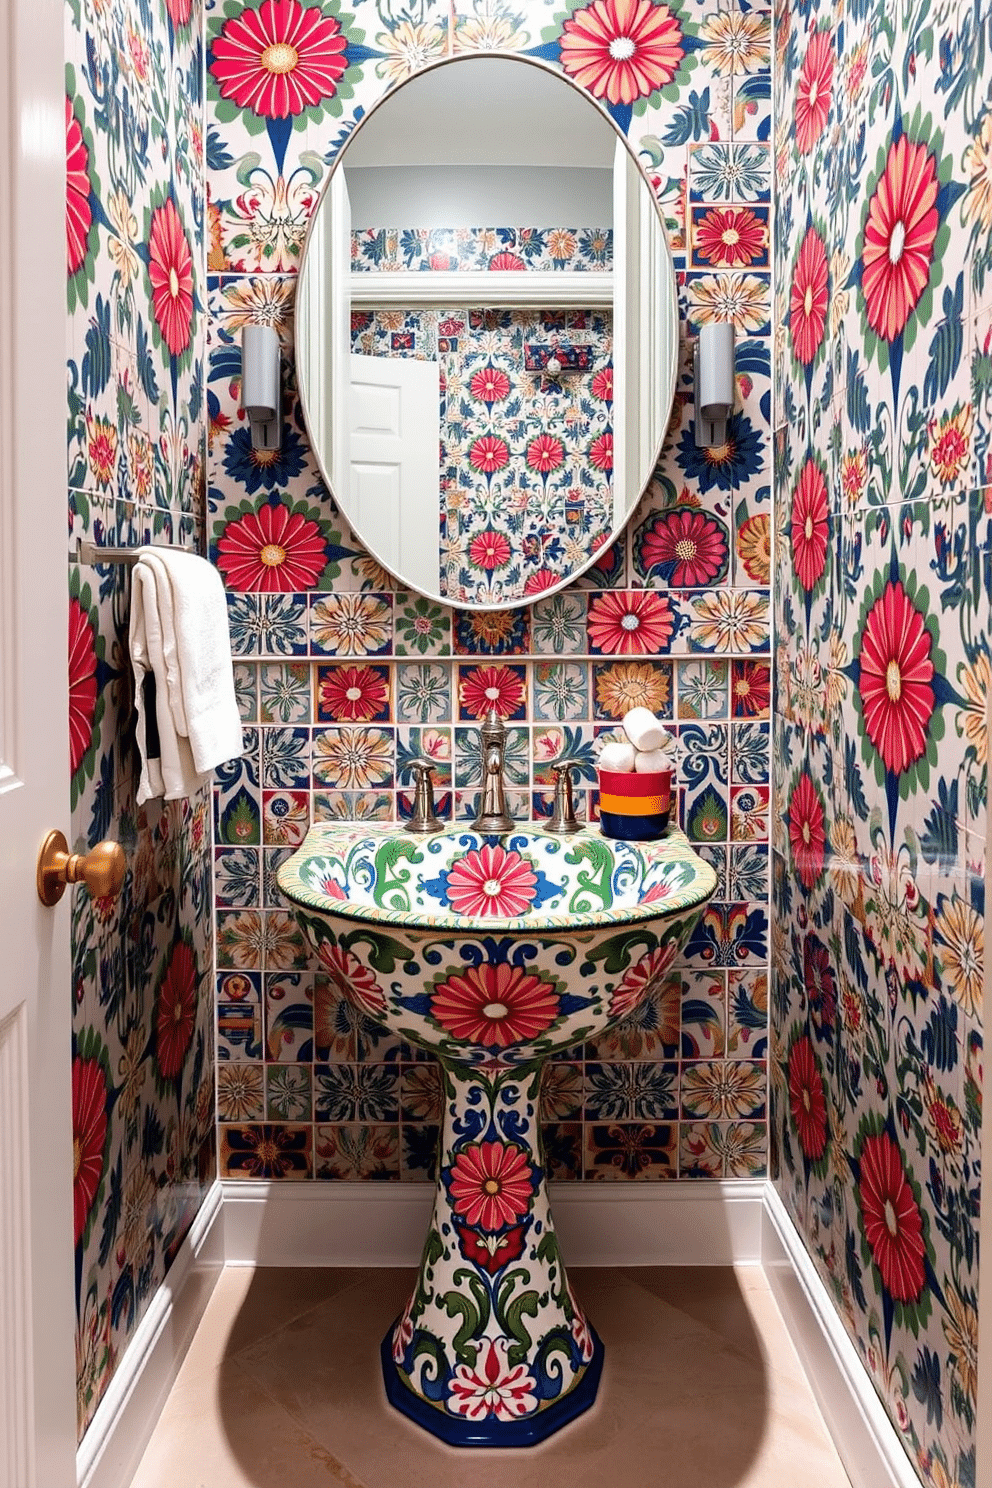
[
  {"left": 66, "top": 0, "right": 212, "bottom": 1441},
  {"left": 772, "top": 0, "right": 992, "bottom": 1483},
  {"left": 205, "top": 0, "right": 773, "bottom": 1183}
]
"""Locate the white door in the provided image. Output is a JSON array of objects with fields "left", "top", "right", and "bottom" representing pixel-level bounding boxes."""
[
  {"left": 349, "top": 354, "right": 441, "bottom": 596},
  {"left": 0, "top": 0, "right": 78, "bottom": 1482}
]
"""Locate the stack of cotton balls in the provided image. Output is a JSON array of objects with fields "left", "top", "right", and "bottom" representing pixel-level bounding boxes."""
[{"left": 597, "top": 708, "right": 677, "bottom": 775}]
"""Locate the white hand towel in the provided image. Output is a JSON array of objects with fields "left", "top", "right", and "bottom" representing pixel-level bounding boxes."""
[
  {"left": 129, "top": 548, "right": 243, "bottom": 803},
  {"left": 130, "top": 562, "right": 207, "bottom": 803}
]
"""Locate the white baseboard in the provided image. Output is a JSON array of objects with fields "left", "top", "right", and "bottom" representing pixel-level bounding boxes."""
[
  {"left": 76, "top": 1180, "right": 224, "bottom": 1488},
  {"left": 762, "top": 1185, "right": 919, "bottom": 1488},
  {"left": 77, "top": 1177, "right": 918, "bottom": 1488},
  {"left": 219, "top": 1178, "right": 767, "bottom": 1267}
]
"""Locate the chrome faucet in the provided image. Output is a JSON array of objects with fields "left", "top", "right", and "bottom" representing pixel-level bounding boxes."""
[{"left": 471, "top": 707, "right": 516, "bottom": 834}]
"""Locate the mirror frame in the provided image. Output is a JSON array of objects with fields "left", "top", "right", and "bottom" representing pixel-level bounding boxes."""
[{"left": 295, "top": 51, "right": 680, "bottom": 612}]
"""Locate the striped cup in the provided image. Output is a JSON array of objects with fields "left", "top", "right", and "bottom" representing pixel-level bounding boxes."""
[{"left": 598, "top": 768, "right": 673, "bottom": 842}]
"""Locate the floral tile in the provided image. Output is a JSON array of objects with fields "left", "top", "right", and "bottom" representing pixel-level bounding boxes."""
[
  {"left": 679, "top": 1120, "right": 723, "bottom": 1177},
  {"left": 263, "top": 909, "right": 310, "bottom": 971},
  {"left": 233, "top": 661, "right": 258, "bottom": 722},
  {"left": 540, "top": 1062, "right": 584, "bottom": 1122},
  {"left": 684, "top": 902, "right": 768, "bottom": 967},
  {"left": 261, "top": 726, "right": 311, "bottom": 788},
  {"left": 395, "top": 662, "right": 452, "bottom": 724},
  {"left": 731, "top": 784, "right": 769, "bottom": 842},
  {"left": 312, "top": 725, "right": 395, "bottom": 790},
  {"left": 259, "top": 662, "right": 311, "bottom": 723},
  {"left": 532, "top": 661, "right": 589, "bottom": 722},
  {"left": 220, "top": 1124, "right": 312, "bottom": 1180},
  {"left": 314, "top": 978, "right": 400, "bottom": 1064},
  {"left": 530, "top": 591, "right": 589, "bottom": 655},
  {"left": 315, "top": 662, "right": 392, "bottom": 723},
  {"left": 592, "top": 660, "right": 673, "bottom": 720},
  {"left": 263, "top": 846, "right": 295, "bottom": 908},
  {"left": 690, "top": 204, "right": 770, "bottom": 270},
  {"left": 453, "top": 724, "right": 528, "bottom": 788},
  {"left": 393, "top": 593, "right": 452, "bottom": 657},
  {"left": 218, "top": 1063, "right": 265, "bottom": 1123},
  {"left": 265, "top": 972, "right": 314, "bottom": 1063},
  {"left": 688, "top": 141, "right": 771, "bottom": 203},
  {"left": 400, "top": 1063, "right": 444, "bottom": 1124},
  {"left": 681, "top": 1059, "right": 766, "bottom": 1119},
  {"left": 531, "top": 723, "right": 598, "bottom": 786},
  {"left": 217, "top": 909, "right": 264, "bottom": 971},
  {"left": 677, "top": 659, "right": 729, "bottom": 719},
  {"left": 457, "top": 662, "right": 528, "bottom": 721},
  {"left": 313, "top": 790, "right": 395, "bottom": 822},
  {"left": 400, "top": 1124, "right": 441, "bottom": 1180},
  {"left": 215, "top": 847, "right": 261, "bottom": 909},
  {"left": 585, "top": 973, "right": 683, "bottom": 1062},
  {"left": 266, "top": 1064, "right": 312, "bottom": 1122},
  {"left": 732, "top": 721, "right": 770, "bottom": 783},
  {"left": 262, "top": 790, "right": 310, "bottom": 846},
  {"left": 453, "top": 607, "right": 531, "bottom": 656},
  {"left": 583, "top": 1122, "right": 677, "bottom": 1181},
  {"left": 310, "top": 592, "right": 393, "bottom": 657},
  {"left": 314, "top": 1064, "right": 399, "bottom": 1123},
  {"left": 584, "top": 1062, "right": 680, "bottom": 1121},
  {"left": 315, "top": 1124, "right": 399, "bottom": 1180}
]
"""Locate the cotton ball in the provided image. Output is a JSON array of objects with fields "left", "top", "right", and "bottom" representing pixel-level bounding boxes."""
[
  {"left": 598, "top": 741, "right": 636, "bottom": 772},
  {"left": 634, "top": 747, "right": 673, "bottom": 773},
  {"left": 622, "top": 707, "right": 667, "bottom": 753}
]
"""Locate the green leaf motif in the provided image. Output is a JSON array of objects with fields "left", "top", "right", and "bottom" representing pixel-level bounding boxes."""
[{"left": 565, "top": 839, "right": 615, "bottom": 914}]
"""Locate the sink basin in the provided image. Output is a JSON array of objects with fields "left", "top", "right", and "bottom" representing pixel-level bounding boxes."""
[{"left": 277, "top": 822, "right": 716, "bottom": 1447}]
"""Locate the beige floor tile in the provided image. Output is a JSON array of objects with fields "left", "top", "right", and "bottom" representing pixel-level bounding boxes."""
[
  {"left": 128, "top": 1266, "right": 852, "bottom": 1488},
  {"left": 126, "top": 1359, "right": 365, "bottom": 1488},
  {"left": 177, "top": 1267, "right": 370, "bottom": 1387}
]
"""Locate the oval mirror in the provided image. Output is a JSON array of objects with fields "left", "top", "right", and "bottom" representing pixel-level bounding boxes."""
[{"left": 296, "top": 54, "right": 678, "bottom": 610}]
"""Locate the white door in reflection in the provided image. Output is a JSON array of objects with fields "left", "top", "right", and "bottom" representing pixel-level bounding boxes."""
[{"left": 348, "top": 354, "right": 441, "bottom": 598}]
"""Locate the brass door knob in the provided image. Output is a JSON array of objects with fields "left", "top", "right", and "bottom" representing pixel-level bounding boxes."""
[{"left": 36, "top": 830, "right": 126, "bottom": 907}]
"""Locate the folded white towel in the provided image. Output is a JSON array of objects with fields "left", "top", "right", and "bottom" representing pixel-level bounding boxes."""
[{"left": 129, "top": 548, "right": 243, "bottom": 803}]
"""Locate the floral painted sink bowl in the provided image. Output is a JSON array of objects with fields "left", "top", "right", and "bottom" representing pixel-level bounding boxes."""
[{"left": 277, "top": 823, "right": 716, "bottom": 1448}]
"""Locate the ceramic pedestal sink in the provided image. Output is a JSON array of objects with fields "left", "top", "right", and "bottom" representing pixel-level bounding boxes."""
[{"left": 277, "top": 823, "right": 716, "bottom": 1447}]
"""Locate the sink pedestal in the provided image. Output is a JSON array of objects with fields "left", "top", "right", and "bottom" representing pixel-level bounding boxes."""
[{"left": 382, "top": 1061, "right": 603, "bottom": 1447}]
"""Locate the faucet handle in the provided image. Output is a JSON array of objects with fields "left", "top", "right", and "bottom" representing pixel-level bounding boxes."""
[
  {"left": 546, "top": 760, "right": 582, "bottom": 835},
  {"left": 404, "top": 757, "right": 445, "bottom": 834}
]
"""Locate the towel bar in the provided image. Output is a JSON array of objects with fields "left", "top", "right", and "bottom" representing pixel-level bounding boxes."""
[{"left": 75, "top": 539, "right": 200, "bottom": 566}]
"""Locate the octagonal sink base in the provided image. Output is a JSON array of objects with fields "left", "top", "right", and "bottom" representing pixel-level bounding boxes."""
[
  {"left": 381, "top": 1323, "right": 605, "bottom": 1447},
  {"left": 381, "top": 1062, "right": 604, "bottom": 1447}
]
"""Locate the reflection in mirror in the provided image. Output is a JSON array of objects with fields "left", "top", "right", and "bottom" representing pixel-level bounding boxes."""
[{"left": 297, "top": 56, "right": 678, "bottom": 611}]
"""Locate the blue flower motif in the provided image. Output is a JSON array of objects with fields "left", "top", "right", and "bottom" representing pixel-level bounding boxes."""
[
  {"left": 676, "top": 412, "right": 765, "bottom": 492},
  {"left": 222, "top": 424, "right": 307, "bottom": 494}
]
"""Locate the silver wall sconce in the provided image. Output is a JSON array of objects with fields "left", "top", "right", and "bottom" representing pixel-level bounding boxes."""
[
  {"left": 694, "top": 321, "right": 736, "bottom": 448},
  {"left": 241, "top": 324, "right": 282, "bottom": 452}
]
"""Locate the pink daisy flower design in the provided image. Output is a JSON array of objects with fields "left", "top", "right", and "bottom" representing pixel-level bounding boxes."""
[
  {"left": 445, "top": 844, "right": 539, "bottom": 918},
  {"left": 587, "top": 590, "right": 676, "bottom": 655},
  {"left": 559, "top": 0, "right": 685, "bottom": 107},
  {"left": 216, "top": 501, "right": 326, "bottom": 591},
  {"left": 862, "top": 135, "right": 939, "bottom": 343},
  {"left": 858, "top": 579, "right": 935, "bottom": 775},
  {"left": 147, "top": 198, "right": 194, "bottom": 358},
  {"left": 210, "top": 0, "right": 349, "bottom": 120},
  {"left": 430, "top": 963, "right": 560, "bottom": 1047},
  {"left": 449, "top": 1141, "right": 535, "bottom": 1229}
]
